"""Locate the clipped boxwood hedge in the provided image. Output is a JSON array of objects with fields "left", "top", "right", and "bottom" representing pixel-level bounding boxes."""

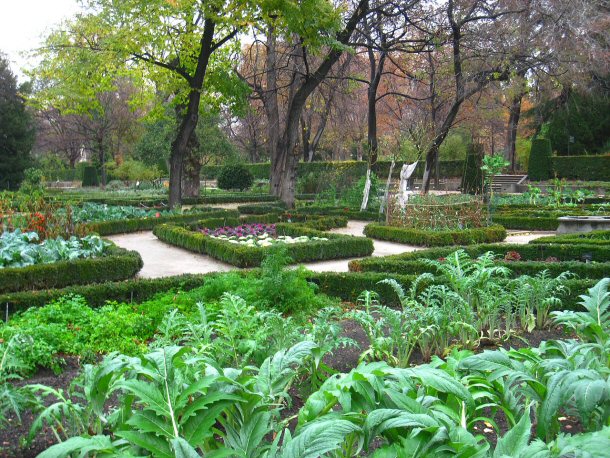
[
  {"left": 349, "top": 241, "right": 610, "bottom": 279},
  {"left": 238, "top": 213, "right": 348, "bottom": 231},
  {"left": 552, "top": 154, "right": 610, "bottom": 181},
  {"left": 80, "top": 209, "right": 239, "bottom": 235},
  {"left": 0, "top": 268, "right": 597, "bottom": 314},
  {"left": 492, "top": 214, "right": 558, "bottom": 231},
  {"left": 363, "top": 223, "right": 506, "bottom": 246},
  {"left": 237, "top": 203, "right": 287, "bottom": 214},
  {"left": 296, "top": 205, "right": 381, "bottom": 221},
  {"left": 0, "top": 244, "right": 142, "bottom": 294},
  {"left": 530, "top": 231, "right": 610, "bottom": 246},
  {"left": 153, "top": 221, "right": 373, "bottom": 268}
]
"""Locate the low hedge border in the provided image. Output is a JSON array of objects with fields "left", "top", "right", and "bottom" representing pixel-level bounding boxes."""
[
  {"left": 0, "top": 268, "right": 597, "bottom": 314},
  {"left": 238, "top": 203, "right": 287, "bottom": 214},
  {"left": 0, "top": 244, "right": 143, "bottom": 294},
  {"left": 238, "top": 213, "right": 348, "bottom": 231},
  {"left": 530, "top": 231, "right": 610, "bottom": 246},
  {"left": 80, "top": 209, "right": 239, "bottom": 235},
  {"left": 296, "top": 205, "right": 381, "bottom": 221},
  {"left": 492, "top": 214, "right": 558, "bottom": 231},
  {"left": 153, "top": 221, "right": 373, "bottom": 268},
  {"left": 363, "top": 223, "right": 507, "bottom": 246},
  {"left": 350, "top": 257, "right": 610, "bottom": 280},
  {"left": 349, "top": 242, "right": 610, "bottom": 268}
]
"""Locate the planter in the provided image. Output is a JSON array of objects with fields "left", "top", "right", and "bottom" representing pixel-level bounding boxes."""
[{"left": 557, "top": 216, "right": 610, "bottom": 234}]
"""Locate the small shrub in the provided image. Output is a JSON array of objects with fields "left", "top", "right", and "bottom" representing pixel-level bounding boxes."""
[
  {"left": 82, "top": 166, "right": 99, "bottom": 187},
  {"left": 528, "top": 138, "right": 553, "bottom": 181},
  {"left": 217, "top": 163, "right": 254, "bottom": 191}
]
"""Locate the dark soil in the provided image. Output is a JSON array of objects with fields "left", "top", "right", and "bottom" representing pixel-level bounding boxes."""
[{"left": 0, "top": 322, "right": 580, "bottom": 457}]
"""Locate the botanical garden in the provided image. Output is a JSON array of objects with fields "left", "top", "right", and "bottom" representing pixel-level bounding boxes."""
[{"left": 0, "top": 0, "right": 609, "bottom": 457}]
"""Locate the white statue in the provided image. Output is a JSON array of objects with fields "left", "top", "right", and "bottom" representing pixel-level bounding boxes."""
[{"left": 398, "top": 161, "right": 418, "bottom": 206}]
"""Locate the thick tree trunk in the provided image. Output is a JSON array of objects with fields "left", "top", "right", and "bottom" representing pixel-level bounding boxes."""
[
  {"left": 181, "top": 131, "right": 201, "bottom": 198},
  {"left": 168, "top": 19, "right": 216, "bottom": 208},
  {"left": 267, "top": 0, "right": 369, "bottom": 207},
  {"left": 505, "top": 93, "right": 523, "bottom": 173}
]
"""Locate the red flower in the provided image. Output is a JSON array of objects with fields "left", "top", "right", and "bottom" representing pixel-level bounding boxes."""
[{"left": 155, "top": 212, "right": 161, "bottom": 218}]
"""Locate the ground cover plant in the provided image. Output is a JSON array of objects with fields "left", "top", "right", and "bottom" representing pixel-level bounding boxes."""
[
  {"left": 0, "top": 248, "right": 337, "bottom": 374},
  {"left": 200, "top": 223, "right": 329, "bottom": 247},
  {"left": 0, "top": 230, "right": 108, "bottom": 268},
  {"left": 70, "top": 202, "right": 178, "bottom": 222},
  {"left": 6, "top": 277, "right": 610, "bottom": 457}
]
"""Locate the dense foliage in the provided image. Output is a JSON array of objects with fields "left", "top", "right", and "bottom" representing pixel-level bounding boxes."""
[
  {"left": 0, "top": 230, "right": 108, "bottom": 268},
  {"left": 528, "top": 138, "right": 553, "bottom": 181},
  {"left": 0, "top": 55, "right": 34, "bottom": 190},
  {"left": 217, "top": 163, "right": 254, "bottom": 191}
]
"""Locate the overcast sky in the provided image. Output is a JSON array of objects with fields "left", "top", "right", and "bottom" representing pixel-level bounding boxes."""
[{"left": 0, "top": 0, "right": 81, "bottom": 81}]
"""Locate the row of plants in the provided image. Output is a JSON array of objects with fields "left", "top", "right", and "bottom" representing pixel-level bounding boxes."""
[
  {"left": 0, "top": 249, "right": 336, "bottom": 374},
  {"left": 81, "top": 208, "right": 238, "bottom": 236},
  {"left": 2, "top": 249, "right": 608, "bottom": 456},
  {"left": 0, "top": 242, "right": 142, "bottom": 294},
  {"left": 154, "top": 221, "right": 374, "bottom": 267},
  {"left": 0, "top": 230, "right": 108, "bottom": 269},
  {"left": 363, "top": 223, "right": 507, "bottom": 246},
  {"left": 350, "top": 243, "right": 610, "bottom": 276},
  {"left": 531, "top": 229, "right": 610, "bottom": 246}
]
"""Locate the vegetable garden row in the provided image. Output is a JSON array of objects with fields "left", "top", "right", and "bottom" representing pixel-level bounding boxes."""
[{"left": 0, "top": 188, "right": 609, "bottom": 456}]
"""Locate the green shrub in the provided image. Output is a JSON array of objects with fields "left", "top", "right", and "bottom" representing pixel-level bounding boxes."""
[
  {"left": 461, "top": 143, "right": 483, "bottom": 194},
  {"left": 531, "top": 231, "right": 610, "bottom": 246},
  {"left": 237, "top": 203, "right": 286, "bottom": 214},
  {"left": 363, "top": 223, "right": 506, "bottom": 246},
  {"left": 217, "top": 163, "right": 254, "bottom": 191},
  {"left": 81, "top": 210, "right": 239, "bottom": 236},
  {"left": 153, "top": 221, "right": 373, "bottom": 267},
  {"left": 551, "top": 154, "right": 610, "bottom": 181},
  {"left": 528, "top": 138, "right": 553, "bottom": 181},
  {"left": 82, "top": 166, "right": 99, "bottom": 187},
  {"left": 492, "top": 213, "right": 559, "bottom": 231},
  {"left": 0, "top": 244, "right": 142, "bottom": 293}
]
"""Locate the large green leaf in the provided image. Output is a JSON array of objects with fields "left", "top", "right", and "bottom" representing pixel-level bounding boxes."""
[
  {"left": 493, "top": 408, "right": 532, "bottom": 457},
  {"left": 282, "top": 418, "right": 361, "bottom": 458}
]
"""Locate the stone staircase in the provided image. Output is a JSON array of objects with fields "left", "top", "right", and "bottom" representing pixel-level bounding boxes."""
[{"left": 491, "top": 174, "right": 527, "bottom": 193}]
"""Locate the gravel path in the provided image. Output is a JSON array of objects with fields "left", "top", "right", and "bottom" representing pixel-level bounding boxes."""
[{"left": 108, "top": 221, "right": 555, "bottom": 278}]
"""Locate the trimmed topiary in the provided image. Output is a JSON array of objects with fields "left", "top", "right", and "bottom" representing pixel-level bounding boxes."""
[
  {"left": 82, "top": 166, "right": 99, "bottom": 187},
  {"left": 528, "top": 138, "right": 553, "bottom": 181},
  {"left": 217, "top": 163, "right": 254, "bottom": 191},
  {"left": 461, "top": 143, "right": 483, "bottom": 194}
]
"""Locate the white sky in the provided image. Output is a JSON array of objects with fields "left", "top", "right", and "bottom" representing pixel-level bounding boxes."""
[{"left": 0, "top": 0, "right": 81, "bottom": 81}]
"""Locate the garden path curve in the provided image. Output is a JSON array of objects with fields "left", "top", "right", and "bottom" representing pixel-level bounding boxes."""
[{"left": 108, "top": 222, "right": 555, "bottom": 278}]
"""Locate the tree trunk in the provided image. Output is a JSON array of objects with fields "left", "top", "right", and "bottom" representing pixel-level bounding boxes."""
[
  {"left": 168, "top": 19, "right": 216, "bottom": 208},
  {"left": 505, "top": 92, "right": 523, "bottom": 173},
  {"left": 181, "top": 131, "right": 201, "bottom": 198}
]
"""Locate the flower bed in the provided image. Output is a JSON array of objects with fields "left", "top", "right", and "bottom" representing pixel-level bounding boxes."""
[
  {"left": 200, "top": 223, "right": 329, "bottom": 247},
  {"left": 154, "top": 220, "right": 373, "bottom": 267}
]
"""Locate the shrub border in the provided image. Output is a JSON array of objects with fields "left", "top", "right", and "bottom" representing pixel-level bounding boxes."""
[
  {"left": 0, "top": 243, "right": 142, "bottom": 294},
  {"left": 153, "top": 221, "right": 373, "bottom": 268},
  {"left": 80, "top": 209, "right": 239, "bottom": 235},
  {"left": 363, "top": 223, "right": 506, "bottom": 246},
  {"left": 0, "top": 270, "right": 596, "bottom": 314}
]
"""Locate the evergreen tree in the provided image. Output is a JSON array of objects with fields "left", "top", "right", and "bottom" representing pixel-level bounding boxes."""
[{"left": 0, "top": 54, "right": 34, "bottom": 189}]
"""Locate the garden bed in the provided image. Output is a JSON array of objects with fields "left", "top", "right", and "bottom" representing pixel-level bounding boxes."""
[
  {"left": 349, "top": 242, "right": 610, "bottom": 279},
  {"left": 154, "top": 221, "right": 373, "bottom": 267},
  {"left": 80, "top": 208, "right": 239, "bottom": 235},
  {"left": 531, "top": 230, "right": 610, "bottom": 246},
  {"left": 363, "top": 223, "right": 506, "bottom": 246},
  {"left": 0, "top": 242, "right": 142, "bottom": 293}
]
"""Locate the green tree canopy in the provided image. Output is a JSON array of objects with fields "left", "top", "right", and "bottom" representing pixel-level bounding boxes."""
[{"left": 0, "top": 55, "right": 35, "bottom": 190}]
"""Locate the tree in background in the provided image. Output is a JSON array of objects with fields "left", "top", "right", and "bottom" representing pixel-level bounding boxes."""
[{"left": 0, "top": 54, "right": 35, "bottom": 190}]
